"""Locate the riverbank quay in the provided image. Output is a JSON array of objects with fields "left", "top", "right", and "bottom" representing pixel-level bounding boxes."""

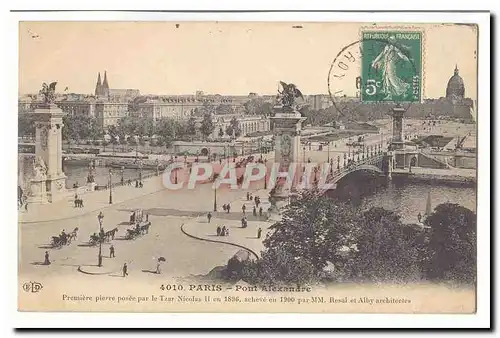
[{"left": 392, "top": 167, "right": 476, "bottom": 185}]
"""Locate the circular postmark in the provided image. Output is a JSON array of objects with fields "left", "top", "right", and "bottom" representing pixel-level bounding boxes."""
[{"left": 328, "top": 35, "right": 421, "bottom": 119}]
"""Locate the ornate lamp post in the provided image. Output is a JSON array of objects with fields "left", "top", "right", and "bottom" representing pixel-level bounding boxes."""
[
  {"left": 108, "top": 169, "right": 113, "bottom": 204},
  {"left": 97, "top": 213, "right": 103, "bottom": 267},
  {"left": 98, "top": 236, "right": 103, "bottom": 267},
  {"left": 327, "top": 141, "right": 330, "bottom": 163},
  {"left": 264, "top": 163, "right": 268, "bottom": 189},
  {"left": 337, "top": 155, "right": 340, "bottom": 171},
  {"left": 120, "top": 166, "right": 124, "bottom": 185},
  {"left": 139, "top": 161, "right": 143, "bottom": 184},
  {"left": 213, "top": 174, "right": 219, "bottom": 212}
]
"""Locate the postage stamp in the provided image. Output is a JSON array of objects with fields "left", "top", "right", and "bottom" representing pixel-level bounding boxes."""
[
  {"left": 361, "top": 31, "right": 422, "bottom": 103},
  {"left": 13, "top": 18, "right": 484, "bottom": 326}
]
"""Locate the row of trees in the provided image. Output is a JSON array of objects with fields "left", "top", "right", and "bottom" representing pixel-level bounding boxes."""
[{"left": 227, "top": 192, "right": 476, "bottom": 286}]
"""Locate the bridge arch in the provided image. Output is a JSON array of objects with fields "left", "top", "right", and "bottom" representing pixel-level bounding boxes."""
[{"left": 327, "top": 164, "right": 384, "bottom": 186}]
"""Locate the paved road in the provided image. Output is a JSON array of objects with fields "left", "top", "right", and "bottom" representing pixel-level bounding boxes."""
[{"left": 19, "top": 180, "right": 264, "bottom": 281}]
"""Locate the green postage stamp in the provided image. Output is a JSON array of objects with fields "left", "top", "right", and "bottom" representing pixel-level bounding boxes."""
[{"left": 361, "top": 31, "right": 422, "bottom": 103}]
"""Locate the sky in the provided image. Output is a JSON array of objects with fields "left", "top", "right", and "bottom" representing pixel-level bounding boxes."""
[{"left": 19, "top": 21, "right": 478, "bottom": 99}]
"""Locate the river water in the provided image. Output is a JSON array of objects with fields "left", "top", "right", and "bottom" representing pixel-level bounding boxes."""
[
  {"left": 328, "top": 173, "right": 476, "bottom": 223},
  {"left": 62, "top": 163, "right": 476, "bottom": 223},
  {"left": 62, "top": 163, "right": 155, "bottom": 188}
]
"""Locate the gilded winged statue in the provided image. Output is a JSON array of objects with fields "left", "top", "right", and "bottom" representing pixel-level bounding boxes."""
[
  {"left": 39, "top": 81, "right": 58, "bottom": 105},
  {"left": 277, "top": 81, "right": 304, "bottom": 109}
]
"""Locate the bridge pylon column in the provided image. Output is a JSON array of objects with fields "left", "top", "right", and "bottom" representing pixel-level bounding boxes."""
[{"left": 383, "top": 151, "right": 394, "bottom": 180}]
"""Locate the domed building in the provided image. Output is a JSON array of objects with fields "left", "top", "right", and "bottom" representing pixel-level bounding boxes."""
[{"left": 446, "top": 65, "right": 465, "bottom": 102}]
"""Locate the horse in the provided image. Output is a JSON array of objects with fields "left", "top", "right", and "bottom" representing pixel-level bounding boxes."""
[
  {"left": 68, "top": 227, "right": 79, "bottom": 241},
  {"left": 104, "top": 227, "right": 118, "bottom": 242}
]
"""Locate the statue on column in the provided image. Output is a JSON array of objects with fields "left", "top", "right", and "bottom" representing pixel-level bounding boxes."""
[
  {"left": 39, "top": 82, "right": 58, "bottom": 105},
  {"left": 277, "top": 81, "right": 304, "bottom": 110},
  {"left": 33, "top": 156, "right": 47, "bottom": 180},
  {"left": 87, "top": 162, "right": 95, "bottom": 183}
]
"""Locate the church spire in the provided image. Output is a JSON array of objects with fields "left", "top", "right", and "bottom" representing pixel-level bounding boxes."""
[
  {"left": 102, "top": 71, "right": 110, "bottom": 97},
  {"left": 95, "top": 72, "right": 102, "bottom": 96},
  {"left": 454, "top": 64, "right": 459, "bottom": 75}
]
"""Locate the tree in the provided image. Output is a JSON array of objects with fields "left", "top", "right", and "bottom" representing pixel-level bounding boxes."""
[
  {"left": 62, "top": 115, "right": 77, "bottom": 146},
  {"left": 107, "top": 125, "right": 119, "bottom": 153},
  {"left": 244, "top": 97, "right": 272, "bottom": 116},
  {"left": 18, "top": 114, "right": 36, "bottom": 138},
  {"left": 186, "top": 117, "right": 197, "bottom": 136},
  {"left": 225, "top": 117, "right": 242, "bottom": 139},
  {"left": 262, "top": 192, "right": 359, "bottom": 282},
  {"left": 347, "top": 207, "right": 422, "bottom": 283},
  {"left": 423, "top": 203, "right": 476, "bottom": 284},
  {"left": 200, "top": 113, "right": 215, "bottom": 140},
  {"left": 216, "top": 104, "right": 234, "bottom": 115},
  {"left": 88, "top": 117, "right": 103, "bottom": 143}
]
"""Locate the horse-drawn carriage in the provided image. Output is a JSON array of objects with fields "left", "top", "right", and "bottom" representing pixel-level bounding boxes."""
[
  {"left": 125, "top": 221, "right": 151, "bottom": 240},
  {"left": 88, "top": 227, "right": 118, "bottom": 246},
  {"left": 50, "top": 227, "right": 78, "bottom": 248}
]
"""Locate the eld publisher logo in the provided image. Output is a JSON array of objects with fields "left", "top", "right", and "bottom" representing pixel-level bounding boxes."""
[{"left": 22, "top": 281, "right": 43, "bottom": 293}]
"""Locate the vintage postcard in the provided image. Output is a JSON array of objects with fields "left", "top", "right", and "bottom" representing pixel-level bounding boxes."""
[{"left": 17, "top": 19, "right": 482, "bottom": 316}]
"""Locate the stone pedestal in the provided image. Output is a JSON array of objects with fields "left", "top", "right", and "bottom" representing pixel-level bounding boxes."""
[
  {"left": 389, "top": 106, "right": 420, "bottom": 169},
  {"left": 390, "top": 106, "right": 406, "bottom": 151},
  {"left": 269, "top": 105, "right": 306, "bottom": 211},
  {"left": 28, "top": 178, "right": 48, "bottom": 204},
  {"left": 28, "top": 105, "right": 68, "bottom": 204}
]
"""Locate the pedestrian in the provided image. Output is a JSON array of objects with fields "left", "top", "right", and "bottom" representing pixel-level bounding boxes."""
[
  {"left": 216, "top": 225, "right": 221, "bottom": 236},
  {"left": 135, "top": 181, "right": 139, "bottom": 188},
  {"left": 24, "top": 201, "right": 28, "bottom": 212},
  {"left": 207, "top": 212, "right": 212, "bottom": 223},
  {"left": 122, "top": 263, "right": 128, "bottom": 277},
  {"left": 222, "top": 204, "right": 227, "bottom": 212},
  {"left": 226, "top": 204, "right": 231, "bottom": 213},
  {"left": 156, "top": 261, "right": 162, "bottom": 274},
  {"left": 259, "top": 207, "right": 263, "bottom": 217},
  {"left": 44, "top": 251, "right": 51, "bottom": 265},
  {"left": 221, "top": 226, "right": 226, "bottom": 237},
  {"left": 246, "top": 192, "right": 250, "bottom": 201},
  {"left": 225, "top": 228, "right": 230, "bottom": 236},
  {"left": 418, "top": 212, "right": 422, "bottom": 223},
  {"left": 109, "top": 244, "right": 115, "bottom": 258},
  {"left": 146, "top": 213, "right": 149, "bottom": 222},
  {"left": 253, "top": 206, "right": 257, "bottom": 217},
  {"left": 241, "top": 217, "right": 246, "bottom": 228},
  {"left": 257, "top": 227, "right": 262, "bottom": 239},
  {"left": 242, "top": 204, "right": 246, "bottom": 214}
]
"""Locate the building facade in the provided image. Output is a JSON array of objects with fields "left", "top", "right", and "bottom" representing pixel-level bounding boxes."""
[
  {"left": 212, "top": 114, "right": 271, "bottom": 138},
  {"left": 94, "top": 100, "right": 130, "bottom": 129}
]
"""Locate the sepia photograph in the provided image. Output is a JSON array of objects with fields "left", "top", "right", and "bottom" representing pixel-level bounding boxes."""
[{"left": 12, "top": 13, "right": 489, "bottom": 324}]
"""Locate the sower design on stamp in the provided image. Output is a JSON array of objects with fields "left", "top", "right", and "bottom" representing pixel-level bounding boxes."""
[{"left": 361, "top": 31, "right": 422, "bottom": 103}]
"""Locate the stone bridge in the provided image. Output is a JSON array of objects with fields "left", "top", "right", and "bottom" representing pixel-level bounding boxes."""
[{"left": 324, "top": 151, "right": 386, "bottom": 187}]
